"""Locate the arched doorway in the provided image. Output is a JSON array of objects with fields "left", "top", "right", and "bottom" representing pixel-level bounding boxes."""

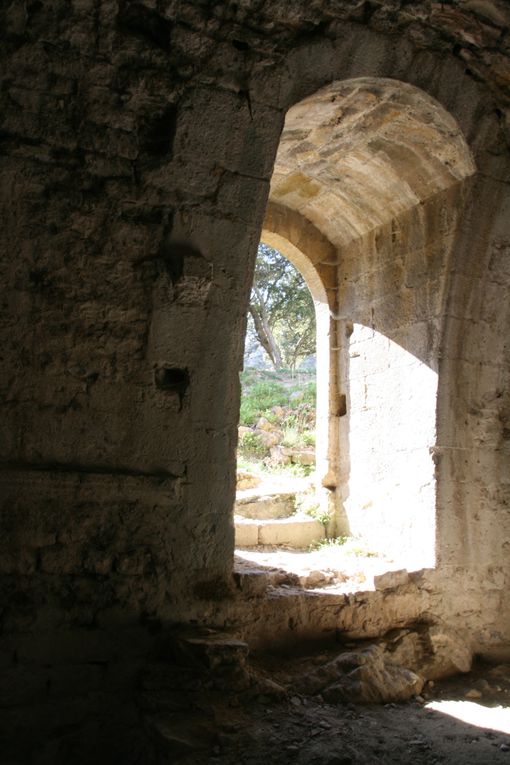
[{"left": 255, "top": 77, "right": 475, "bottom": 574}]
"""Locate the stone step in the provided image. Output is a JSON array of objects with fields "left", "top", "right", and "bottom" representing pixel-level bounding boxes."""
[
  {"left": 234, "top": 490, "right": 296, "bottom": 520},
  {"left": 235, "top": 514, "right": 325, "bottom": 548}
]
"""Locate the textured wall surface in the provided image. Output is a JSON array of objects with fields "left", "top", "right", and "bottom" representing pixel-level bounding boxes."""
[{"left": 2, "top": 0, "right": 510, "bottom": 760}]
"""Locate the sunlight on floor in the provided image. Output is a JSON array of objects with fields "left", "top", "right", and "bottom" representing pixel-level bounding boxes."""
[
  {"left": 427, "top": 700, "right": 510, "bottom": 735},
  {"left": 235, "top": 544, "right": 402, "bottom": 593}
]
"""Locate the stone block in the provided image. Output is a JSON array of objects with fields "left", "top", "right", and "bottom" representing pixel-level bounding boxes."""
[
  {"left": 289, "top": 449, "right": 315, "bottom": 466},
  {"left": 258, "top": 518, "right": 325, "bottom": 548},
  {"left": 232, "top": 570, "right": 268, "bottom": 597},
  {"left": 236, "top": 470, "right": 261, "bottom": 490},
  {"left": 39, "top": 545, "right": 82, "bottom": 575},
  {"left": 295, "top": 644, "right": 424, "bottom": 704},
  {"left": 177, "top": 633, "right": 249, "bottom": 669},
  {"left": 12, "top": 629, "right": 118, "bottom": 666},
  {"left": 0, "top": 667, "right": 50, "bottom": 707},
  {"left": 0, "top": 548, "right": 37, "bottom": 575},
  {"left": 47, "top": 664, "right": 105, "bottom": 698},
  {"left": 235, "top": 492, "right": 295, "bottom": 520},
  {"left": 234, "top": 520, "right": 259, "bottom": 547},
  {"left": 382, "top": 624, "right": 472, "bottom": 681},
  {"left": 115, "top": 548, "right": 153, "bottom": 576}
]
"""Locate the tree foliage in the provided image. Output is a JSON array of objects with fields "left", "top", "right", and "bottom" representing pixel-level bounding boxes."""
[{"left": 246, "top": 243, "right": 316, "bottom": 370}]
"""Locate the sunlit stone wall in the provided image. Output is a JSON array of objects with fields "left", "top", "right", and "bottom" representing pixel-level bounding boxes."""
[{"left": 346, "top": 324, "right": 437, "bottom": 567}]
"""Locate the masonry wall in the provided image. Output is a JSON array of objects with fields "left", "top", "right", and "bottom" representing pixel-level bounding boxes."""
[
  {"left": 2, "top": 1, "right": 510, "bottom": 760},
  {"left": 344, "top": 323, "right": 437, "bottom": 565},
  {"left": 333, "top": 184, "right": 470, "bottom": 563}
]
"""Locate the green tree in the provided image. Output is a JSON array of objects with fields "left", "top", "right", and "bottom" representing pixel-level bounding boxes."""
[{"left": 246, "top": 243, "right": 316, "bottom": 370}]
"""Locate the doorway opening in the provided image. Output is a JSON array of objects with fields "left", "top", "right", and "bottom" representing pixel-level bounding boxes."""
[
  {"left": 235, "top": 242, "right": 327, "bottom": 560},
  {"left": 234, "top": 76, "right": 475, "bottom": 593}
]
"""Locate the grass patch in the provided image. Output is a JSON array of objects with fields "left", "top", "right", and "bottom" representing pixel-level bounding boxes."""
[
  {"left": 309, "top": 536, "right": 349, "bottom": 552},
  {"left": 238, "top": 431, "right": 267, "bottom": 459},
  {"left": 237, "top": 456, "right": 313, "bottom": 479},
  {"left": 239, "top": 379, "right": 290, "bottom": 426}
]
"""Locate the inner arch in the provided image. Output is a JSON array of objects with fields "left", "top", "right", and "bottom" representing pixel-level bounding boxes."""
[{"left": 271, "top": 77, "right": 475, "bottom": 249}]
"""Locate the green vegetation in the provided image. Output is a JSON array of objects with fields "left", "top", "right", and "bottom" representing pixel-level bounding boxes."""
[
  {"left": 239, "top": 369, "right": 315, "bottom": 428},
  {"left": 309, "top": 536, "right": 349, "bottom": 551},
  {"left": 237, "top": 368, "right": 316, "bottom": 476},
  {"left": 237, "top": 455, "right": 312, "bottom": 479},
  {"left": 239, "top": 379, "right": 289, "bottom": 426},
  {"left": 308, "top": 536, "right": 379, "bottom": 557},
  {"left": 295, "top": 492, "right": 332, "bottom": 527},
  {"left": 237, "top": 431, "right": 267, "bottom": 459}
]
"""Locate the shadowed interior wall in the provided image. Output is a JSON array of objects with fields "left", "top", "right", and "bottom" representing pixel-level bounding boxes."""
[{"left": 2, "top": 2, "right": 510, "bottom": 759}]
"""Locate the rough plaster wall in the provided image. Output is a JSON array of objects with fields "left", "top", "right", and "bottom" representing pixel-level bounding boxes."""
[
  {"left": 0, "top": 4, "right": 281, "bottom": 755},
  {"left": 0, "top": 2, "right": 282, "bottom": 621},
  {"left": 2, "top": 0, "right": 510, "bottom": 758}
]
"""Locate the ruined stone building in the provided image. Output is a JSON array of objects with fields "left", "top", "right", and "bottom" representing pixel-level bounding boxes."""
[{"left": 2, "top": 1, "right": 510, "bottom": 762}]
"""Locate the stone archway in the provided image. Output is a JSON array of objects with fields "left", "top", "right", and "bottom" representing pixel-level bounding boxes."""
[{"left": 262, "top": 77, "right": 475, "bottom": 567}]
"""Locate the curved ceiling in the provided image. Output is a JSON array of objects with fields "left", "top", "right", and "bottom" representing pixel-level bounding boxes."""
[{"left": 269, "top": 78, "right": 475, "bottom": 249}]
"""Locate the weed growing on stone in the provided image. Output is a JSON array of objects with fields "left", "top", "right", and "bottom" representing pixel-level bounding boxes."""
[
  {"left": 308, "top": 536, "right": 349, "bottom": 552},
  {"left": 308, "top": 535, "right": 380, "bottom": 557},
  {"left": 238, "top": 431, "right": 267, "bottom": 459}
]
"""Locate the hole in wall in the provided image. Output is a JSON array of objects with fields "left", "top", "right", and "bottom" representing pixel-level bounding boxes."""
[
  {"left": 154, "top": 367, "right": 189, "bottom": 407},
  {"left": 117, "top": 1, "right": 173, "bottom": 51},
  {"left": 142, "top": 105, "right": 178, "bottom": 158}
]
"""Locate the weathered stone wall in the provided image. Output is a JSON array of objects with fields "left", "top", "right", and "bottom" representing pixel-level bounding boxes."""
[
  {"left": 2, "top": 0, "right": 510, "bottom": 759},
  {"left": 334, "top": 181, "right": 471, "bottom": 564},
  {"left": 435, "top": 170, "right": 510, "bottom": 649}
]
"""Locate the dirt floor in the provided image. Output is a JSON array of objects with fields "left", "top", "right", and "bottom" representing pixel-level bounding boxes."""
[
  {"left": 198, "top": 657, "right": 510, "bottom": 765},
  {"left": 202, "top": 544, "right": 510, "bottom": 765},
  {"left": 227, "top": 496, "right": 510, "bottom": 765}
]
